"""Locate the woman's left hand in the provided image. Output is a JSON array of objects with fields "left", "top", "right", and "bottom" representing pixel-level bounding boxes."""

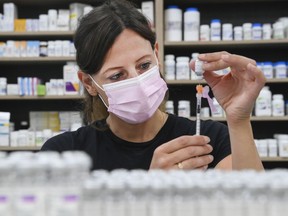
[{"left": 190, "top": 51, "right": 266, "bottom": 122}]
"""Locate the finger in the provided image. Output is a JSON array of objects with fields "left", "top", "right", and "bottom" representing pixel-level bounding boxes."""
[
  {"left": 198, "top": 51, "right": 230, "bottom": 62},
  {"left": 171, "top": 144, "right": 213, "bottom": 164},
  {"left": 156, "top": 135, "right": 210, "bottom": 154},
  {"left": 247, "top": 63, "right": 266, "bottom": 84},
  {"left": 175, "top": 155, "right": 214, "bottom": 170},
  {"left": 221, "top": 54, "right": 257, "bottom": 69}
]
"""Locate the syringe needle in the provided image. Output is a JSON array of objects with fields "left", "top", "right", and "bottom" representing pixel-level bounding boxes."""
[{"left": 196, "top": 84, "right": 203, "bottom": 135}]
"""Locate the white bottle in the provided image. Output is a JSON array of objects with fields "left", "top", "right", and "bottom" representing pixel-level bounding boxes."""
[
  {"left": 211, "top": 97, "right": 224, "bottom": 117},
  {"left": 48, "top": 9, "right": 57, "bottom": 31},
  {"left": 184, "top": 7, "right": 200, "bottom": 41},
  {"left": 164, "top": 54, "right": 176, "bottom": 80},
  {"left": 252, "top": 23, "right": 262, "bottom": 40},
  {"left": 200, "top": 25, "right": 210, "bottom": 41},
  {"left": 176, "top": 56, "right": 190, "bottom": 80},
  {"left": 262, "top": 62, "right": 274, "bottom": 79},
  {"left": 178, "top": 100, "right": 190, "bottom": 118},
  {"left": 233, "top": 26, "right": 243, "bottom": 41},
  {"left": 274, "top": 61, "right": 287, "bottom": 78},
  {"left": 262, "top": 23, "right": 272, "bottom": 40},
  {"left": 210, "top": 19, "right": 221, "bottom": 41},
  {"left": 272, "top": 94, "right": 285, "bottom": 116},
  {"left": 165, "top": 6, "right": 182, "bottom": 41},
  {"left": 0, "top": 77, "right": 7, "bottom": 95},
  {"left": 255, "top": 86, "right": 272, "bottom": 116},
  {"left": 273, "top": 22, "right": 285, "bottom": 39},
  {"left": 165, "top": 100, "right": 174, "bottom": 114},
  {"left": 190, "top": 52, "right": 199, "bottom": 80},
  {"left": 243, "top": 23, "right": 252, "bottom": 40},
  {"left": 222, "top": 23, "right": 233, "bottom": 41}
]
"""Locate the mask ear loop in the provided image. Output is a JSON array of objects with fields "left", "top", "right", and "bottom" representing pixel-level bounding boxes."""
[{"left": 88, "top": 74, "right": 109, "bottom": 108}]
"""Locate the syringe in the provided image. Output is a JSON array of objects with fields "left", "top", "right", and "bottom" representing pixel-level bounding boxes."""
[{"left": 196, "top": 84, "right": 203, "bottom": 135}]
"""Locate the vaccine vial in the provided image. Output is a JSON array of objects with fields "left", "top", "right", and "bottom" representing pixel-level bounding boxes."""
[
  {"left": 191, "top": 52, "right": 199, "bottom": 80},
  {"left": 210, "top": 19, "right": 221, "bottom": 41},
  {"left": 194, "top": 59, "right": 204, "bottom": 79},
  {"left": 165, "top": 6, "right": 182, "bottom": 41},
  {"left": 272, "top": 94, "right": 285, "bottom": 116},
  {"left": 176, "top": 56, "right": 190, "bottom": 80},
  {"left": 184, "top": 7, "right": 200, "bottom": 41},
  {"left": 164, "top": 54, "right": 176, "bottom": 80}
]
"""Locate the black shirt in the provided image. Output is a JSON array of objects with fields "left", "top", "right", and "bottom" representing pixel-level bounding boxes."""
[{"left": 41, "top": 114, "right": 231, "bottom": 170}]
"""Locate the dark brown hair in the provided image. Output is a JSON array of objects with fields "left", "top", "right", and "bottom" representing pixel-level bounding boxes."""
[{"left": 74, "top": 0, "right": 157, "bottom": 124}]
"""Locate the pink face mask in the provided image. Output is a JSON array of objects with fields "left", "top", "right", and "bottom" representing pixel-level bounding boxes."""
[{"left": 89, "top": 65, "right": 168, "bottom": 124}]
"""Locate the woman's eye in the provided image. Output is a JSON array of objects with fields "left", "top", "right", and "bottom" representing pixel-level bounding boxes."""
[
  {"left": 109, "top": 72, "right": 123, "bottom": 81},
  {"left": 140, "top": 62, "right": 152, "bottom": 71}
]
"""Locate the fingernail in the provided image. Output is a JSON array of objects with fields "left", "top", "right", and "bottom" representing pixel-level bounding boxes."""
[
  {"left": 198, "top": 54, "right": 205, "bottom": 59},
  {"left": 204, "top": 136, "right": 210, "bottom": 143},
  {"left": 209, "top": 155, "right": 214, "bottom": 161}
]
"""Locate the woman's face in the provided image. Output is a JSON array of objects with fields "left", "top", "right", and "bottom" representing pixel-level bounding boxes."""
[{"left": 90, "top": 29, "right": 158, "bottom": 102}]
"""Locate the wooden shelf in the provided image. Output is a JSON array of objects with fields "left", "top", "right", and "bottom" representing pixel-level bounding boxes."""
[
  {"left": 165, "top": 39, "right": 288, "bottom": 49},
  {"left": 0, "top": 31, "right": 74, "bottom": 38},
  {"left": 261, "top": 157, "right": 288, "bottom": 162},
  {"left": 167, "top": 78, "right": 288, "bottom": 85},
  {"left": 0, "top": 146, "right": 41, "bottom": 151},
  {"left": 0, "top": 95, "right": 83, "bottom": 100},
  {"left": 0, "top": 56, "right": 75, "bottom": 63},
  {"left": 189, "top": 116, "right": 288, "bottom": 122}
]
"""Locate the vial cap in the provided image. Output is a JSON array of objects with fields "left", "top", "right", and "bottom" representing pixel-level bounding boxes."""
[
  {"left": 167, "top": 5, "right": 179, "bottom": 9},
  {"left": 186, "top": 7, "right": 198, "bottom": 12},
  {"left": 211, "top": 19, "right": 221, "bottom": 23},
  {"left": 252, "top": 23, "right": 262, "bottom": 27}
]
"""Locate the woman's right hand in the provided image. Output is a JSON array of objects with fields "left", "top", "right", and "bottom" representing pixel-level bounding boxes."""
[{"left": 149, "top": 135, "right": 214, "bottom": 170}]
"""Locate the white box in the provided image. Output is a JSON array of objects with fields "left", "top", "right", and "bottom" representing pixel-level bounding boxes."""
[
  {"left": 0, "top": 112, "right": 10, "bottom": 146},
  {"left": 63, "top": 62, "right": 79, "bottom": 95},
  {"left": 141, "top": 1, "right": 154, "bottom": 28}
]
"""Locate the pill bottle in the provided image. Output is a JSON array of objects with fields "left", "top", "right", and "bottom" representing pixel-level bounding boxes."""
[
  {"left": 165, "top": 100, "right": 174, "bottom": 114},
  {"left": 39, "top": 41, "right": 48, "bottom": 57},
  {"left": 255, "top": 86, "right": 272, "bottom": 116},
  {"left": 262, "top": 23, "right": 272, "bottom": 40},
  {"left": 210, "top": 19, "right": 221, "bottom": 41},
  {"left": 262, "top": 61, "right": 273, "bottom": 79},
  {"left": 165, "top": 6, "right": 182, "bottom": 41},
  {"left": 272, "top": 94, "right": 285, "bottom": 116},
  {"left": 164, "top": 54, "right": 176, "bottom": 80},
  {"left": 273, "top": 22, "right": 285, "bottom": 39},
  {"left": 176, "top": 56, "right": 190, "bottom": 80},
  {"left": 0, "top": 77, "right": 7, "bottom": 95},
  {"left": 178, "top": 100, "right": 190, "bottom": 118},
  {"left": 243, "top": 23, "right": 252, "bottom": 40},
  {"left": 200, "top": 25, "right": 210, "bottom": 41},
  {"left": 222, "top": 23, "right": 233, "bottom": 41},
  {"left": 274, "top": 61, "right": 287, "bottom": 78},
  {"left": 233, "top": 26, "right": 243, "bottom": 41},
  {"left": 184, "top": 7, "right": 200, "bottom": 41},
  {"left": 252, "top": 23, "right": 262, "bottom": 40}
]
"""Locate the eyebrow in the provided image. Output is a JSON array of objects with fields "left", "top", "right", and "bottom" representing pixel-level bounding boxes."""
[{"left": 102, "top": 54, "right": 153, "bottom": 74}]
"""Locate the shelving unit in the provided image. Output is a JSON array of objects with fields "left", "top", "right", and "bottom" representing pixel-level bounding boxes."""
[{"left": 1, "top": 0, "right": 288, "bottom": 167}]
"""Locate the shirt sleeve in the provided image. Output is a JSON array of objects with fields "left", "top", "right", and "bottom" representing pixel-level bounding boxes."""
[{"left": 41, "top": 132, "right": 74, "bottom": 152}]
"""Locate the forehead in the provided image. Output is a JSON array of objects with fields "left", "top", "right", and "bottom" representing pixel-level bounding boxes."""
[{"left": 101, "top": 29, "right": 153, "bottom": 69}]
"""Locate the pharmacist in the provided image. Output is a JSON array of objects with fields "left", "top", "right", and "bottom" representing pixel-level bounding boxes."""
[{"left": 41, "top": 0, "right": 265, "bottom": 171}]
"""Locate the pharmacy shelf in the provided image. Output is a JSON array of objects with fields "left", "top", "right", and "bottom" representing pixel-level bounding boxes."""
[
  {"left": 261, "top": 157, "right": 288, "bottom": 162},
  {"left": 167, "top": 78, "right": 288, "bottom": 85},
  {"left": 0, "top": 146, "right": 41, "bottom": 151},
  {"left": 0, "top": 56, "right": 75, "bottom": 63},
  {"left": 189, "top": 116, "right": 288, "bottom": 122},
  {"left": 0, "top": 31, "right": 74, "bottom": 38},
  {"left": 165, "top": 39, "right": 288, "bottom": 49},
  {"left": 0, "top": 95, "right": 83, "bottom": 100}
]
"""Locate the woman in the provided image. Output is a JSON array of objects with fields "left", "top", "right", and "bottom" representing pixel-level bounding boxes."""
[{"left": 41, "top": 0, "right": 265, "bottom": 171}]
